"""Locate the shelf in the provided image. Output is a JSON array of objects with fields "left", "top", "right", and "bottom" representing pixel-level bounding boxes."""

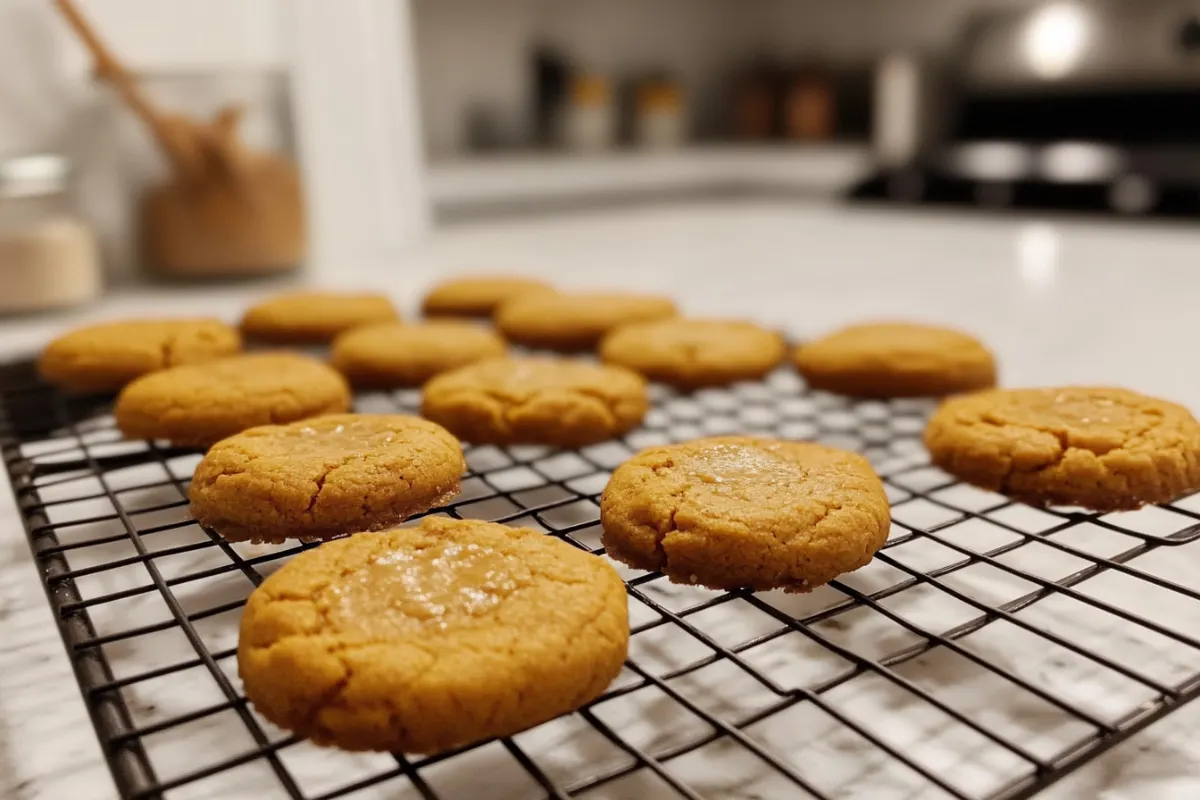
[{"left": 426, "top": 145, "right": 874, "bottom": 215}]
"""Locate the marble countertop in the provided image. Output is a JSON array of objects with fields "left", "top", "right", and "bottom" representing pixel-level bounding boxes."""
[{"left": 2, "top": 200, "right": 1200, "bottom": 799}]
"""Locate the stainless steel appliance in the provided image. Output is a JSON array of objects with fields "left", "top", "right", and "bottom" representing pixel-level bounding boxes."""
[{"left": 853, "top": 1, "right": 1200, "bottom": 217}]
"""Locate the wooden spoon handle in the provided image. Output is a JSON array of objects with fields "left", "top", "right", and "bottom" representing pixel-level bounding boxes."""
[{"left": 53, "top": 0, "right": 199, "bottom": 176}]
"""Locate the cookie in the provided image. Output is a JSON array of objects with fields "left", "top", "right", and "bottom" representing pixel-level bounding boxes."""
[
  {"left": 241, "top": 291, "right": 399, "bottom": 343},
  {"left": 38, "top": 318, "right": 241, "bottom": 393},
  {"left": 421, "top": 275, "right": 555, "bottom": 318},
  {"left": 422, "top": 357, "right": 648, "bottom": 447},
  {"left": 189, "top": 414, "right": 463, "bottom": 542},
  {"left": 115, "top": 353, "right": 351, "bottom": 447},
  {"left": 793, "top": 322, "right": 997, "bottom": 398},
  {"left": 237, "top": 516, "right": 629, "bottom": 753},
  {"left": 495, "top": 291, "right": 677, "bottom": 351},
  {"left": 924, "top": 387, "right": 1200, "bottom": 511},
  {"left": 331, "top": 321, "right": 507, "bottom": 388},
  {"left": 600, "top": 436, "right": 891, "bottom": 591},
  {"left": 600, "top": 318, "right": 786, "bottom": 388}
]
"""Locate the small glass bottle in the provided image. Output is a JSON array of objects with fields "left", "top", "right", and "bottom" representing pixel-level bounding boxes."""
[
  {"left": 634, "top": 79, "right": 687, "bottom": 149},
  {"left": 0, "top": 154, "right": 102, "bottom": 314},
  {"left": 558, "top": 74, "right": 617, "bottom": 152}
]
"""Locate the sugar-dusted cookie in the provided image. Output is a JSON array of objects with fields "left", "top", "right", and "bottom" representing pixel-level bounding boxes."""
[
  {"left": 601, "top": 318, "right": 785, "bottom": 388},
  {"left": 190, "top": 414, "right": 464, "bottom": 542},
  {"left": 241, "top": 291, "right": 399, "bottom": 343},
  {"left": 496, "top": 291, "right": 677, "bottom": 351},
  {"left": 238, "top": 517, "right": 629, "bottom": 753},
  {"left": 331, "top": 321, "right": 507, "bottom": 388},
  {"left": 38, "top": 318, "right": 241, "bottom": 392},
  {"left": 421, "top": 275, "right": 555, "bottom": 318},
  {"left": 794, "top": 322, "right": 996, "bottom": 398},
  {"left": 925, "top": 387, "right": 1200, "bottom": 511},
  {"left": 421, "top": 357, "right": 648, "bottom": 447},
  {"left": 114, "top": 353, "right": 350, "bottom": 446},
  {"left": 600, "top": 436, "right": 891, "bottom": 591}
]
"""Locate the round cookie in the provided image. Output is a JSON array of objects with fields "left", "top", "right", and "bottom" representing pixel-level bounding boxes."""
[
  {"left": 600, "top": 436, "right": 891, "bottom": 591},
  {"left": 115, "top": 353, "right": 351, "bottom": 447},
  {"left": 241, "top": 291, "right": 399, "bottom": 343},
  {"left": 38, "top": 318, "right": 241, "bottom": 393},
  {"left": 238, "top": 516, "right": 629, "bottom": 753},
  {"left": 496, "top": 291, "right": 678, "bottom": 351},
  {"left": 793, "top": 322, "right": 996, "bottom": 398},
  {"left": 601, "top": 318, "right": 786, "bottom": 388},
  {"left": 421, "top": 357, "right": 648, "bottom": 447},
  {"left": 924, "top": 387, "right": 1200, "bottom": 511},
  {"left": 190, "top": 414, "right": 464, "bottom": 542},
  {"left": 421, "top": 275, "right": 555, "bottom": 318},
  {"left": 331, "top": 321, "right": 507, "bottom": 388}
]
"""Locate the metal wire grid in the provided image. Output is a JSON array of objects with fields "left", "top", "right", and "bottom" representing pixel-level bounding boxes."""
[{"left": 2, "top": 356, "right": 1200, "bottom": 800}]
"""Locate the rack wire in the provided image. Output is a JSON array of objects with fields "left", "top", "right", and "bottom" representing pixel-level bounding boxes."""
[{"left": 2, "top": 355, "right": 1200, "bottom": 800}]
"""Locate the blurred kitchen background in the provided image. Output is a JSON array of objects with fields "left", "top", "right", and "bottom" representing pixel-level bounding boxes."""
[{"left": 2, "top": 0, "right": 1199, "bottom": 309}]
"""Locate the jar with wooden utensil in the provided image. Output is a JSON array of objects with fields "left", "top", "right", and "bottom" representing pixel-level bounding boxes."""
[{"left": 55, "top": 0, "right": 305, "bottom": 279}]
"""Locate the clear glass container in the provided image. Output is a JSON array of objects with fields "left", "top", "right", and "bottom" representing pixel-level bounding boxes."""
[{"left": 0, "top": 154, "right": 102, "bottom": 313}]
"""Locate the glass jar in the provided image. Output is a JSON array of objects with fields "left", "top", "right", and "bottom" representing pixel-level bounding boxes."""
[{"left": 0, "top": 154, "right": 102, "bottom": 313}]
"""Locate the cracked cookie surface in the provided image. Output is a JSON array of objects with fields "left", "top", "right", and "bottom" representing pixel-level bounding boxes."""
[
  {"left": 794, "top": 322, "right": 996, "bottom": 398},
  {"left": 237, "top": 517, "right": 629, "bottom": 753},
  {"left": 190, "top": 414, "right": 464, "bottom": 542},
  {"left": 601, "top": 318, "right": 786, "bottom": 388},
  {"left": 39, "top": 318, "right": 241, "bottom": 393},
  {"left": 600, "top": 436, "right": 890, "bottom": 591},
  {"left": 115, "top": 353, "right": 351, "bottom": 447},
  {"left": 331, "top": 321, "right": 507, "bottom": 388},
  {"left": 496, "top": 291, "right": 677, "bottom": 351},
  {"left": 241, "top": 291, "right": 400, "bottom": 343},
  {"left": 924, "top": 387, "right": 1200, "bottom": 511},
  {"left": 421, "top": 275, "right": 555, "bottom": 317},
  {"left": 421, "top": 357, "right": 648, "bottom": 446}
]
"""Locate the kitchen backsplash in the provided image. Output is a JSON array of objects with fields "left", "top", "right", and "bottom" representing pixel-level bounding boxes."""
[{"left": 412, "top": 0, "right": 1041, "bottom": 158}]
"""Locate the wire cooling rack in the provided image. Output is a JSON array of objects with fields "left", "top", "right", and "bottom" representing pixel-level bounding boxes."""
[{"left": 3, "top": 355, "right": 1200, "bottom": 800}]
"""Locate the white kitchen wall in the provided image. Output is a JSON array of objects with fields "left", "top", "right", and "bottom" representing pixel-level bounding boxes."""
[{"left": 411, "top": 0, "right": 1042, "bottom": 158}]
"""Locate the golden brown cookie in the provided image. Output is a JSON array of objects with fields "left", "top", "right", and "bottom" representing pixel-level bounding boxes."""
[
  {"left": 600, "top": 318, "right": 786, "bottom": 388},
  {"left": 189, "top": 414, "right": 463, "bottom": 542},
  {"left": 421, "top": 357, "right": 648, "bottom": 447},
  {"left": 421, "top": 275, "right": 555, "bottom": 317},
  {"left": 331, "top": 321, "right": 507, "bottom": 388},
  {"left": 600, "top": 436, "right": 891, "bottom": 591},
  {"left": 115, "top": 353, "right": 351, "bottom": 447},
  {"left": 237, "top": 517, "right": 629, "bottom": 753},
  {"left": 924, "top": 387, "right": 1200, "bottom": 511},
  {"left": 241, "top": 291, "right": 399, "bottom": 343},
  {"left": 793, "top": 322, "right": 997, "bottom": 398},
  {"left": 495, "top": 291, "right": 678, "bottom": 351},
  {"left": 38, "top": 318, "right": 241, "bottom": 393}
]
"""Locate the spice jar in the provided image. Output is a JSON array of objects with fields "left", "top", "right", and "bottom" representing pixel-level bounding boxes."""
[
  {"left": 0, "top": 154, "right": 102, "bottom": 314},
  {"left": 558, "top": 74, "right": 617, "bottom": 152},
  {"left": 783, "top": 68, "right": 836, "bottom": 142},
  {"left": 634, "top": 79, "right": 687, "bottom": 149}
]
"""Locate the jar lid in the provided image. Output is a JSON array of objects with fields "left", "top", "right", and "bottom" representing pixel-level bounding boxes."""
[{"left": 0, "top": 154, "right": 70, "bottom": 199}]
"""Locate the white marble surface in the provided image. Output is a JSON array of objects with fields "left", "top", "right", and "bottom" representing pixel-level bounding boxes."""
[{"left": 2, "top": 200, "right": 1200, "bottom": 799}]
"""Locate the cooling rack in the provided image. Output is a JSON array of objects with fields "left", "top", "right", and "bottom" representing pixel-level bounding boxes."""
[{"left": 2, "top": 355, "right": 1200, "bottom": 800}]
